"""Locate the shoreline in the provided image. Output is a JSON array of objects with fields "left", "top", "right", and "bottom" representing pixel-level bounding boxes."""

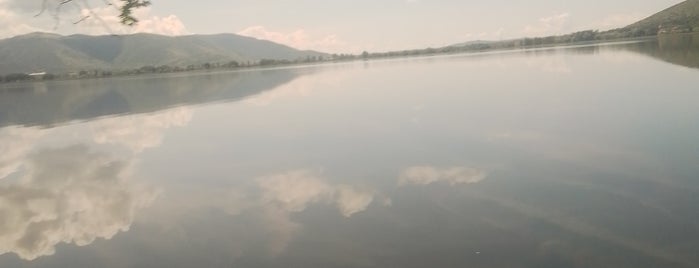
[{"left": 0, "top": 34, "right": 674, "bottom": 87}]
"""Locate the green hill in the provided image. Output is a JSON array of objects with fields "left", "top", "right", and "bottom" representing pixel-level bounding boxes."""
[
  {"left": 0, "top": 33, "right": 326, "bottom": 75},
  {"left": 624, "top": 0, "right": 699, "bottom": 36},
  {"left": 386, "top": 1, "right": 699, "bottom": 60}
]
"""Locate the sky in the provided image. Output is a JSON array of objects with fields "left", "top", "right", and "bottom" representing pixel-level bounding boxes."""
[{"left": 0, "top": 0, "right": 685, "bottom": 53}]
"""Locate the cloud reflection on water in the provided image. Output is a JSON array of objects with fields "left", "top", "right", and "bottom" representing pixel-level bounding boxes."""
[
  {"left": 0, "top": 126, "right": 44, "bottom": 180},
  {"left": 253, "top": 169, "right": 382, "bottom": 254},
  {"left": 91, "top": 107, "right": 193, "bottom": 152},
  {"left": 0, "top": 146, "right": 157, "bottom": 260},
  {"left": 257, "top": 169, "right": 376, "bottom": 217},
  {"left": 0, "top": 107, "right": 193, "bottom": 261},
  {"left": 399, "top": 166, "right": 487, "bottom": 186}
]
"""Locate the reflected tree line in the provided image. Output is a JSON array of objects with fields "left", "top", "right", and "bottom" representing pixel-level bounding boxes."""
[
  {"left": 624, "top": 32, "right": 699, "bottom": 69},
  {"left": 0, "top": 56, "right": 326, "bottom": 83},
  {"left": 0, "top": 67, "right": 303, "bottom": 128}
]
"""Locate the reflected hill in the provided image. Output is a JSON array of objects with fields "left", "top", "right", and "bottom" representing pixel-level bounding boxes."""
[
  {"left": 618, "top": 33, "right": 699, "bottom": 69},
  {"left": 0, "top": 68, "right": 308, "bottom": 128}
]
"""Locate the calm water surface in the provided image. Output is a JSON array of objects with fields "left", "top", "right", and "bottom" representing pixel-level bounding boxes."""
[{"left": 1, "top": 35, "right": 699, "bottom": 268}]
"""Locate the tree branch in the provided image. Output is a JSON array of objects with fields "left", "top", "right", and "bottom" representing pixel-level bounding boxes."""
[
  {"left": 35, "top": 0, "right": 150, "bottom": 29},
  {"left": 118, "top": 0, "right": 151, "bottom": 26},
  {"left": 34, "top": 0, "right": 48, "bottom": 17}
]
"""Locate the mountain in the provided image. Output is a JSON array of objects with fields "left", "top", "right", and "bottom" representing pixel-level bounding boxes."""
[
  {"left": 624, "top": 0, "right": 699, "bottom": 35},
  {"left": 0, "top": 32, "right": 325, "bottom": 75},
  {"left": 441, "top": 1, "right": 699, "bottom": 51}
]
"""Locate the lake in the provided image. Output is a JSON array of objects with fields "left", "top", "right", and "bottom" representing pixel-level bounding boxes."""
[{"left": 1, "top": 35, "right": 699, "bottom": 268}]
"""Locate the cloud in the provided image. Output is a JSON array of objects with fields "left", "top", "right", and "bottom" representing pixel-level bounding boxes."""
[
  {"left": 130, "top": 13, "right": 188, "bottom": 36},
  {"left": 149, "top": 169, "right": 381, "bottom": 257},
  {"left": 523, "top": 13, "right": 570, "bottom": 37},
  {"left": 91, "top": 107, "right": 193, "bottom": 153},
  {"left": 0, "top": 126, "right": 45, "bottom": 179},
  {"left": 255, "top": 170, "right": 379, "bottom": 253},
  {"left": 257, "top": 169, "right": 376, "bottom": 217},
  {"left": 334, "top": 185, "right": 376, "bottom": 217},
  {"left": 399, "top": 166, "right": 487, "bottom": 186},
  {"left": 257, "top": 170, "right": 335, "bottom": 213},
  {"left": 238, "top": 169, "right": 381, "bottom": 254},
  {"left": 237, "top": 26, "right": 349, "bottom": 53},
  {"left": 0, "top": 145, "right": 156, "bottom": 260},
  {"left": 76, "top": 6, "right": 189, "bottom": 36}
]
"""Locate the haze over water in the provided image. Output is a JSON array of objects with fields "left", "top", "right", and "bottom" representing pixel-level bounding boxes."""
[{"left": 1, "top": 35, "right": 698, "bottom": 268}]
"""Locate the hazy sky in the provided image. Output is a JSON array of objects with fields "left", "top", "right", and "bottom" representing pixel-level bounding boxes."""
[{"left": 0, "top": 0, "right": 684, "bottom": 53}]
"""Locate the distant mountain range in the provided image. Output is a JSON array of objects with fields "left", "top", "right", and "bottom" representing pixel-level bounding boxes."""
[
  {"left": 420, "top": 0, "right": 698, "bottom": 56},
  {"left": 364, "top": 0, "right": 699, "bottom": 59},
  {"left": 0, "top": 32, "right": 325, "bottom": 75},
  {"left": 2, "top": 0, "right": 699, "bottom": 76}
]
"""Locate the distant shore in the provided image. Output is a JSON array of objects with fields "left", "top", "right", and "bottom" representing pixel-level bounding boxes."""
[{"left": 0, "top": 33, "right": 691, "bottom": 86}]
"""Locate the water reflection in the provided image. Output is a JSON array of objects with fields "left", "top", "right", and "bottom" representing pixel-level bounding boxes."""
[
  {"left": 0, "top": 145, "right": 156, "bottom": 260},
  {"left": 616, "top": 33, "right": 699, "bottom": 69},
  {"left": 91, "top": 107, "right": 193, "bottom": 152},
  {"left": 0, "top": 39, "right": 698, "bottom": 267},
  {"left": 139, "top": 169, "right": 387, "bottom": 259},
  {"left": 399, "top": 166, "right": 486, "bottom": 186},
  {"left": 0, "top": 69, "right": 306, "bottom": 128},
  {"left": 254, "top": 170, "right": 384, "bottom": 254},
  {"left": 0, "top": 127, "right": 44, "bottom": 179},
  {"left": 0, "top": 105, "right": 192, "bottom": 261},
  {"left": 257, "top": 170, "right": 379, "bottom": 217}
]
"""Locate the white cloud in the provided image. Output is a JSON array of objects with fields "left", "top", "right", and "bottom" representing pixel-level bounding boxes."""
[
  {"left": 91, "top": 107, "right": 193, "bottom": 153},
  {"left": 252, "top": 169, "right": 381, "bottom": 254},
  {"left": 0, "top": 146, "right": 156, "bottom": 260},
  {"left": 151, "top": 169, "right": 383, "bottom": 256},
  {"left": 76, "top": 6, "right": 189, "bottom": 36},
  {"left": 257, "top": 169, "right": 377, "bottom": 217},
  {"left": 335, "top": 185, "right": 375, "bottom": 217},
  {"left": 523, "top": 13, "right": 571, "bottom": 37},
  {"left": 0, "top": 126, "right": 45, "bottom": 179},
  {"left": 399, "top": 166, "right": 487, "bottom": 186},
  {"left": 237, "top": 25, "right": 349, "bottom": 53},
  {"left": 257, "top": 170, "right": 335, "bottom": 213},
  {"left": 131, "top": 13, "right": 188, "bottom": 36}
]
